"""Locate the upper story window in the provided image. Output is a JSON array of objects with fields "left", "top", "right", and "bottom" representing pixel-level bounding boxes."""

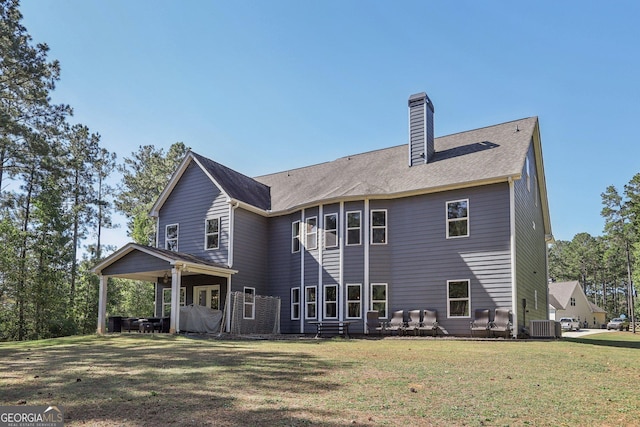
[
  {"left": 166, "top": 224, "right": 179, "bottom": 251},
  {"left": 570, "top": 297, "right": 576, "bottom": 306},
  {"left": 324, "top": 213, "right": 338, "bottom": 248},
  {"left": 346, "top": 211, "right": 361, "bottom": 245},
  {"left": 447, "top": 279, "right": 470, "bottom": 318},
  {"left": 446, "top": 200, "right": 469, "bottom": 239},
  {"left": 292, "top": 220, "right": 301, "bottom": 253},
  {"left": 371, "top": 209, "right": 387, "bottom": 244},
  {"left": 306, "top": 217, "right": 318, "bottom": 250},
  {"left": 205, "top": 218, "right": 219, "bottom": 250}
]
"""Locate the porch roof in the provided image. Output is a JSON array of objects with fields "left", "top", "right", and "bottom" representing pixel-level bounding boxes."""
[{"left": 91, "top": 243, "right": 237, "bottom": 281}]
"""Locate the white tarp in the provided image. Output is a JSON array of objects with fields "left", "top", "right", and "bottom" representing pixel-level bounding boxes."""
[{"left": 179, "top": 305, "right": 222, "bottom": 333}]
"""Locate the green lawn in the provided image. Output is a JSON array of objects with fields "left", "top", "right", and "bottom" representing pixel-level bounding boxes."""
[{"left": 1, "top": 333, "right": 638, "bottom": 426}]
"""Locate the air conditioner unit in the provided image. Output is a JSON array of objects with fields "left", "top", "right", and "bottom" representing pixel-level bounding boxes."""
[{"left": 529, "top": 320, "right": 561, "bottom": 338}]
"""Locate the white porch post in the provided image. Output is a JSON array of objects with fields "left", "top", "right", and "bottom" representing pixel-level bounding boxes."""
[
  {"left": 97, "top": 275, "right": 108, "bottom": 334},
  {"left": 169, "top": 267, "right": 182, "bottom": 333}
]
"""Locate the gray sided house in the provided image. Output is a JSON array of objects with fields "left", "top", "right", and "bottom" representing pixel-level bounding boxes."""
[{"left": 93, "top": 92, "right": 553, "bottom": 337}]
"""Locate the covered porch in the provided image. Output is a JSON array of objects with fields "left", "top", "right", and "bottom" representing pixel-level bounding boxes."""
[{"left": 91, "top": 243, "right": 237, "bottom": 334}]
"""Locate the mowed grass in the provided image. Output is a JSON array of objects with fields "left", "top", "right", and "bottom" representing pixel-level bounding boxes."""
[{"left": 1, "top": 333, "right": 639, "bottom": 426}]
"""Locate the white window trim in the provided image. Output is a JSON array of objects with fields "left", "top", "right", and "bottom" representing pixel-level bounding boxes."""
[
  {"left": 346, "top": 283, "right": 362, "bottom": 319},
  {"left": 304, "top": 285, "right": 317, "bottom": 320},
  {"left": 446, "top": 199, "right": 469, "bottom": 239},
  {"left": 165, "top": 223, "right": 179, "bottom": 251},
  {"left": 324, "top": 213, "right": 338, "bottom": 249},
  {"left": 346, "top": 210, "right": 362, "bottom": 246},
  {"left": 370, "top": 283, "right": 388, "bottom": 320},
  {"left": 292, "top": 220, "right": 301, "bottom": 253},
  {"left": 162, "top": 286, "right": 186, "bottom": 317},
  {"left": 291, "top": 287, "right": 301, "bottom": 320},
  {"left": 324, "top": 284, "right": 338, "bottom": 319},
  {"left": 204, "top": 217, "right": 220, "bottom": 250},
  {"left": 447, "top": 279, "right": 471, "bottom": 318},
  {"left": 370, "top": 209, "right": 387, "bottom": 245},
  {"left": 306, "top": 216, "right": 318, "bottom": 250},
  {"left": 243, "top": 287, "right": 256, "bottom": 320}
]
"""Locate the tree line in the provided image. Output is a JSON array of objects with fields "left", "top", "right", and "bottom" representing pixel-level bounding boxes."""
[
  {"left": 548, "top": 176, "right": 639, "bottom": 324},
  {"left": 0, "top": 0, "right": 187, "bottom": 341}
]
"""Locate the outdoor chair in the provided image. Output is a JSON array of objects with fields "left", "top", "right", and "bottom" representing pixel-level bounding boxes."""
[
  {"left": 366, "top": 310, "right": 385, "bottom": 336},
  {"left": 490, "top": 308, "right": 513, "bottom": 338},
  {"left": 470, "top": 309, "right": 491, "bottom": 337},
  {"left": 404, "top": 310, "right": 421, "bottom": 335},
  {"left": 385, "top": 310, "right": 405, "bottom": 335},
  {"left": 418, "top": 309, "right": 439, "bottom": 336}
]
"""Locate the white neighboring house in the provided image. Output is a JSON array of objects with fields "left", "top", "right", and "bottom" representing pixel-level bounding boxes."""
[{"left": 548, "top": 281, "right": 606, "bottom": 328}]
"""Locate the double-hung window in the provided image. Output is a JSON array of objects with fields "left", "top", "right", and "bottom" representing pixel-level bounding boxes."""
[
  {"left": 324, "top": 213, "right": 338, "bottom": 248},
  {"left": 292, "top": 221, "right": 301, "bottom": 253},
  {"left": 205, "top": 218, "right": 219, "bottom": 250},
  {"left": 166, "top": 224, "right": 179, "bottom": 251},
  {"left": 446, "top": 199, "right": 469, "bottom": 238},
  {"left": 346, "top": 211, "right": 361, "bottom": 245},
  {"left": 306, "top": 217, "right": 318, "bottom": 250},
  {"left": 305, "top": 286, "right": 317, "bottom": 319},
  {"left": 243, "top": 287, "right": 255, "bottom": 319},
  {"left": 324, "top": 285, "right": 338, "bottom": 319},
  {"left": 346, "top": 284, "right": 362, "bottom": 319},
  {"left": 291, "top": 287, "right": 300, "bottom": 320},
  {"left": 447, "top": 280, "right": 470, "bottom": 318},
  {"left": 371, "top": 209, "right": 387, "bottom": 244},
  {"left": 370, "top": 283, "right": 388, "bottom": 319}
]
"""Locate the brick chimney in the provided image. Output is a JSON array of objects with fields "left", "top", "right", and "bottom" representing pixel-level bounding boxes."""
[{"left": 408, "top": 92, "right": 434, "bottom": 166}]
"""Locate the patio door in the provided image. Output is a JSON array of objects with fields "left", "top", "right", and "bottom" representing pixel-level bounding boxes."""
[{"left": 193, "top": 285, "right": 221, "bottom": 310}]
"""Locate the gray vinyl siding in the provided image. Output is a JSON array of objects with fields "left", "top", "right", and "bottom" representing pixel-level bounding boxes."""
[
  {"left": 232, "top": 208, "right": 269, "bottom": 295},
  {"left": 322, "top": 204, "right": 340, "bottom": 287},
  {"left": 102, "top": 251, "right": 169, "bottom": 275},
  {"left": 410, "top": 102, "right": 426, "bottom": 166},
  {"left": 514, "top": 142, "right": 549, "bottom": 329},
  {"left": 266, "top": 213, "right": 301, "bottom": 333},
  {"left": 388, "top": 184, "right": 512, "bottom": 335},
  {"left": 269, "top": 185, "right": 512, "bottom": 335},
  {"left": 343, "top": 201, "right": 364, "bottom": 284},
  {"left": 158, "top": 161, "right": 229, "bottom": 264}
]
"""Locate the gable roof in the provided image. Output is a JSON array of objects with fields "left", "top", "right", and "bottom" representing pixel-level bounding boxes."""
[
  {"left": 548, "top": 280, "right": 605, "bottom": 314},
  {"left": 191, "top": 152, "right": 271, "bottom": 210},
  {"left": 150, "top": 116, "right": 552, "bottom": 240},
  {"left": 91, "top": 242, "right": 237, "bottom": 281},
  {"left": 150, "top": 151, "right": 271, "bottom": 217},
  {"left": 255, "top": 116, "right": 540, "bottom": 212}
]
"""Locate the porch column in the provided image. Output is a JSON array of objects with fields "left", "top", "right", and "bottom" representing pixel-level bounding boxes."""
[
  {"left": 169, "top": 267, "right": 182, "bottom": 333},
  {"left": 96, "top": 275, "right": 108, "bottom": 334}
]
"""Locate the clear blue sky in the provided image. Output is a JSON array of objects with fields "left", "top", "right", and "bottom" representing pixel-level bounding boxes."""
[{"left": 19, "top": 1, "right": 640, "bottom": 250}]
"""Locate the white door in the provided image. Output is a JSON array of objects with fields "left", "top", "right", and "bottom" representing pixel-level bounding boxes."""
[{"left": 193, "top": 285, "right": 221, "bottom": 310}]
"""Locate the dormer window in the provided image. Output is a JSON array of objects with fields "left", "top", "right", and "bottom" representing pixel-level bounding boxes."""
[{"left": 166, "top": 224, "right": 178, "bottom": 251}]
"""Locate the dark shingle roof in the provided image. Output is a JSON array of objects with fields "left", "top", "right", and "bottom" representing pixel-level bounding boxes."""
[
  {"left": 191, "top": 152, "right": 271, "bottom": 210},
  {"left": 254, "top": 117, "right": 538, "bottom": 212}
]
